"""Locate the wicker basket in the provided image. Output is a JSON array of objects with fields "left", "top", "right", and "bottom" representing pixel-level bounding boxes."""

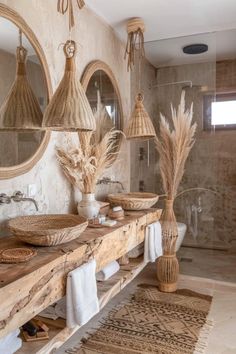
[
  {"left": 8, "top": 214, "right": 88, "bottom": 246},
  {"left": 108, "top": 192, "right": 159, "bottom": 211},
  {"left": 0, "top": 248, "right": 37, "bottom": 263}
]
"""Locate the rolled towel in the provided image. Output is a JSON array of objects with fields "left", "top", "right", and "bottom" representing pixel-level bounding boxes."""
[
  {"left": 0, "top": 329, "right": 22, "bottom": 354},
  {"left": 66, "top": 259, "right": 99, "bottom": 328},
  {"left": 55, "top": 297, "right": 66, "bottom": 319},
  {"left": 144, "top": 221, "right": 163, "bottom": 263},
  {"left": 39, "top": 305, "right": 58, "bottom": 320},
  {"left": 96, "top": 260, "right": 120, "bottom": 281}
]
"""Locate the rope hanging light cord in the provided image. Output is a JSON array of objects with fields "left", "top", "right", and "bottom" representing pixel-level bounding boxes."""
[
  {"left": 125, "top": 18, "right": 145, "bottom": 71},
  {"left": 57, "top": 0, "right": 85, "bottom": 31}
]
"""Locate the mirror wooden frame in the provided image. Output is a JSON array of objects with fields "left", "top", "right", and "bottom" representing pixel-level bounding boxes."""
[
  {"left": 81, "top": 60, "right": 124, "bottom": 162},
  {"left": 0, "top": 4, "right": 52, "bottom": 180}
]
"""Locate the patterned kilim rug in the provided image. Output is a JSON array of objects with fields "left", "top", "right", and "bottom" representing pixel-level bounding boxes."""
[{"left": 68, "top": 285, "right": 213, "bottom": 354}]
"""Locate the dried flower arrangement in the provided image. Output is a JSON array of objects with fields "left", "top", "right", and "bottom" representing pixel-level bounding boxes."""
[
  {"left": 56, "top": 128, "right": 120, "bottom": 194},
  {"left": 155, "top": 91, "right": 197, "bottom": 292}
]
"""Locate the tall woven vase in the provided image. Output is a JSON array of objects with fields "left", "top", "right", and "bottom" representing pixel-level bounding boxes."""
[{"left": 157, "top": 199, "right": 179, "bottom": 292}]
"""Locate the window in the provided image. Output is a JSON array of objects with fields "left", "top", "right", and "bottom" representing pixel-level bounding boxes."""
[{"left": 203, "top": 93, "right": 236, "bottom": 130}]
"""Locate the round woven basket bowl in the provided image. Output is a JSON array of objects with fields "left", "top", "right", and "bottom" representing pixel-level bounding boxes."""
[
  {"left": 0, "top": 248, "right": 37, "bottom": 263},
  {"left": 8, "top": 214, "right": 88, "bottom": 247},
  {"left": 108, "top": 192, "right": 159, "bottom": 211}
]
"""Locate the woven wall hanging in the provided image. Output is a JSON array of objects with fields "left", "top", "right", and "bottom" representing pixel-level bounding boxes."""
[
  {"left": 0, "top": 31, "right": 43, "bottom": 130},
  {"left": 42, "top": 0, "right": 95, "bottom": 131}
]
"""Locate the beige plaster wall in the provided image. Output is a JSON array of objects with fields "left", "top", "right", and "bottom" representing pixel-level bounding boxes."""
[{"left": 0, "top": 1, "right": 131, "bottom": 235}]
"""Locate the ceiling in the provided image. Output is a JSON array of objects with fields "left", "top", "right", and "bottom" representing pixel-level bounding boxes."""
[
  {"left": 86, "top": 0, "right": 236, "bottom": 67},
  {"left": 145, "top": 29, "right": 236, "bottom": 67}
]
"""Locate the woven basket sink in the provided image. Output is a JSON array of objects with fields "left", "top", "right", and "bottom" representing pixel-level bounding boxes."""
[
  {"left": 8, "top": 214, "right": 88, "bottom": 246},
  {"left": 108, "top": 192, "right": 159, "bottom": 211}
]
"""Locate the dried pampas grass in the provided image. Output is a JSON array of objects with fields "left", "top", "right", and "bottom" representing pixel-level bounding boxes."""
[
  {"left": 56, "top": 128, "right": 120, "bottom": 194},
  {"left": 155, "top": 91, "right": 196, "bottom": 292},
  {"left": 155, "top": 91, "right": 197, "bottom": 201}
]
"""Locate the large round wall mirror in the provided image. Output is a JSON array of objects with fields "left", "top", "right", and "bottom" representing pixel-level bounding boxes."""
[
  {"left": 81, "top": 61, "right": 123, "bottom": 161},
  {"left": 0, "top": 5, "right": 51, "bottom": 179}
]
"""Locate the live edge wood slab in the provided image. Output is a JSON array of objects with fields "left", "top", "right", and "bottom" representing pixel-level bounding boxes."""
[{"left": 0, "top": 209, "right": 161, "bottom": 340}]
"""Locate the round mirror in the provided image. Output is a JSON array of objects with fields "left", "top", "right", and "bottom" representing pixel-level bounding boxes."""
[
  {"left": 0, "top": 5, "right": 51, "bottom": 179},
  {"left": 81, "top": 61, "right": 123, "bottom": 159}
]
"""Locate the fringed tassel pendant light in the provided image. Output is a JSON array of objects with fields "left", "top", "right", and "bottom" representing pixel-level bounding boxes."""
[
  {"left": 124, "top": 18, "right": 156, "bottom": 140},
  {"left": 125, "top": 93, "right": 156, "bottom": 140},
  {"left": 43, "top": 0, "right": 95, "bottom": 131},
  {"left": 0, "top": 31, "right": 42, "bottom": 130},
  {"left": 125, "top": 17, "right": 145, "bottom": 72}
]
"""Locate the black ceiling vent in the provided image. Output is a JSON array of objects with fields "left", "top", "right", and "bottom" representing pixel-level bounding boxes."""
[{"left": 183, "top": 44, "right": 208, "bottom": 55}]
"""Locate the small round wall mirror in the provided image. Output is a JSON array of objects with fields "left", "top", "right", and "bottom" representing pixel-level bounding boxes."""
[
  {"left": 0, "top": 5, "right": 51, "bottom": 179},
  {"left": 81, "top": 61, "right": 123, "bottom": 160}
]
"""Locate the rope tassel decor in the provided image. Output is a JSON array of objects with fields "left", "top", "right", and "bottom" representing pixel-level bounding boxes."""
[
  {"left": 0, "top": 31, "right": 42, "bottom": 130},
  {"left": 57, "top": 0, "right": 85, "bottom": 31},
  {"left": 125, "top": 17, "right": 145, "bottom": 71}
]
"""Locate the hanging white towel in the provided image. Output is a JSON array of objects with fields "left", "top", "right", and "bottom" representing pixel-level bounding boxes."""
[
  {"left": 66, "top": 259, "right": 99, "bottom": 328},
  {"left": 96, "top": 260, "right": 120, "bottom": 281},
  {"left": 0, "top": 329, "right": 22, "bottom": 354},
  {"left": 144, "top": 221, "right": 163, "bottom": 263}
]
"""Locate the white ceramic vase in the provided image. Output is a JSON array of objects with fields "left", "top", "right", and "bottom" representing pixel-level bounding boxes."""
[{"left": 77, "top": 193, "right": 100, "bottom": 219}]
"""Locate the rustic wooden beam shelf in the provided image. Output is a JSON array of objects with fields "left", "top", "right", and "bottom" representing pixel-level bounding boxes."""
[
  {"left": 0, "top": 209, "right": 161, "bottom": 353},
  {"left": 17, "top": 256, "right": 146, "bottom": 354}
]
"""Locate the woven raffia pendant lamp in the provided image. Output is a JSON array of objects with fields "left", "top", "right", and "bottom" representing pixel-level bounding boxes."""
[
  {"left": 0, "top": 36, "right": 42, "bottom": 130},
  {"left": 42, "top": 0, "right": 95, "bottom": 131},
  {"left": 125, "top": 93, "right": 156, "bottom": 140},
  {"left": 124, "top": 18, "right": 156, "bottom": 140},
  {"left": 42, "top": 40, "right": 95, "bottom": 131}
]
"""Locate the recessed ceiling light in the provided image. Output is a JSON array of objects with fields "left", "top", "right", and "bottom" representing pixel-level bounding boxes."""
[{"left": 183, "top": 44, "right": 208, "bottom": 55}]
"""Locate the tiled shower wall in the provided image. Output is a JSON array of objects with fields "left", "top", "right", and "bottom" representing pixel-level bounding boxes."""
[{"left": 131, "top": 58, "right": 236, "bottom": 251}]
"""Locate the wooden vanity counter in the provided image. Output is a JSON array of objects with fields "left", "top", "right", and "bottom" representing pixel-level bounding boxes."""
[{"left": 0, "top": 208, "right": 161, "bottom": 352}]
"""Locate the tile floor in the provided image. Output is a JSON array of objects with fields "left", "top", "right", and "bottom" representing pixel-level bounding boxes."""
[
  {"left": 178, "top": 246, "right": 236, "bottom": 283},
  {"left": 57, "top": 262, "right": 236, "bottom": 354}
]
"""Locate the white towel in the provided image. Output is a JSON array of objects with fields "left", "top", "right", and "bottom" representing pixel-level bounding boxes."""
[
  {"left": 66, "top": 259, "right": 99, "bottom": 328},
  {"left": 144, "top": 222, "right": 163, "bottom": 263},
  {"left": 39, "top": 305, "right": 58, "bottom": 320},
  {"left": 55, "top": 297, "right": 66, "bottom": 319},
  {"left": 96, "top": 261, "right": 120, "bottom": 281},
  {"left": 0, "top": 329, "right": 22, "bottom": 354}
]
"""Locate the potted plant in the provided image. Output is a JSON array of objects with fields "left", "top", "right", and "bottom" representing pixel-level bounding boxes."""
[{"left": 56, "top": 128, "right": 120, "bottom": 219}]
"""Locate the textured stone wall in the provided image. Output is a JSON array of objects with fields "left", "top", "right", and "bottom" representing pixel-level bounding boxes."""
[{"left": 0, "top": 1, "right": 131, "bottom": 235}]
